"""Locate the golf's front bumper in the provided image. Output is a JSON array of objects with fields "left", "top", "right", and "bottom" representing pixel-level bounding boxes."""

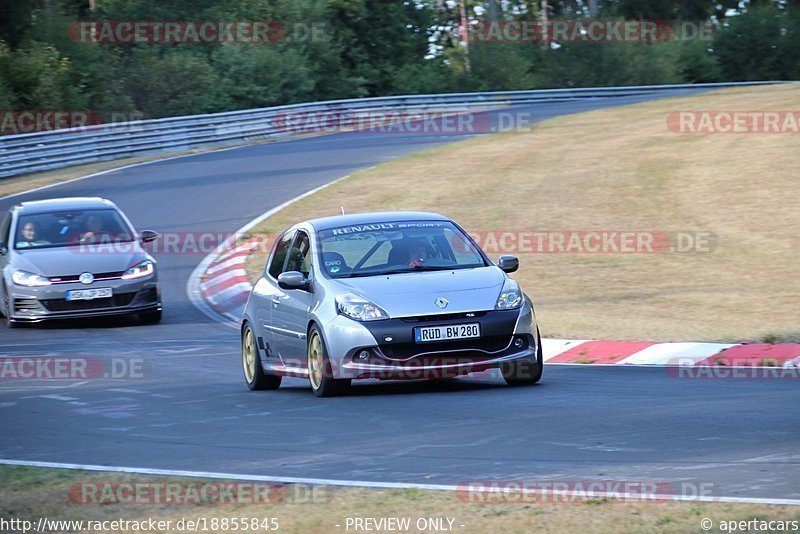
[
  {"left": 5, "top": 277, "right": 160, "bottom": 323},
  {"left": 324, "top": 305, "right": 537, "bottom": 380}
]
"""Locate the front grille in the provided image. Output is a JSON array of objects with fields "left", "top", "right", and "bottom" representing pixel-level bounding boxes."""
[
  {"left": 48, "top": 271, "right": 125, "bottom": 284},
  {"left": 400, "top": 311, "right": 487, "bottom": 323},
  {"left": 41, "top": 293, "right": 136, "bottom": 312},
  {"left": 378, "top": 335, "right": 511, "bottom": 360},
  {"left": 14, "top": 298, "right": 40, "bottom": 313}
]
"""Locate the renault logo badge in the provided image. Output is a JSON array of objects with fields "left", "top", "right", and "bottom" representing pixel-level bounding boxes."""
[
  {"left": 435, "top": 297, "right": 448, "bottom": 309},
  {"left": 79, "top": 272, "right": 94, "bottom": 285}
]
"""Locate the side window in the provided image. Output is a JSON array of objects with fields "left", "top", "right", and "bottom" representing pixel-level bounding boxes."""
[
  {"left": 268, "top": 231, "right": 294, "bottom": 279},
  {"left": 0, "top": 212, "right": 10, "bottom": 248},
  {"left": 285, "top": 231, "right": 311, "bottom": 276}
]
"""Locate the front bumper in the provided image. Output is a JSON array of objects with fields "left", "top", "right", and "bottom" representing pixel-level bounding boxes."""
[
  {"left": 323, "top": 307, "right": 537, "bottom": 380},
  {"left": 6, "top": 277, "right": 160, "bottom": 323}
]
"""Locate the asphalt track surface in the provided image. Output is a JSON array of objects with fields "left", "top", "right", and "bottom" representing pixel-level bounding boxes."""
[{"left": 1, "top": 91, "right": 798, "bottom": 502}]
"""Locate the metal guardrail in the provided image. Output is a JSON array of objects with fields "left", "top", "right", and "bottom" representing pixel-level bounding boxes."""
[{"left": 0, "top": 81, "right": 787, "bottom": 179}]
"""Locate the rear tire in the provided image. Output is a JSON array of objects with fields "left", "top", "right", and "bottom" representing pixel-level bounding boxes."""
[
  {"left": 307, "top": 326, "right": 350, "bottom": 397},
  {"left": 502, "top": 329, "right": 543, "bottom": 386},
  {"left": 242, "top": 323, "right": 281, "bottom": 391}
]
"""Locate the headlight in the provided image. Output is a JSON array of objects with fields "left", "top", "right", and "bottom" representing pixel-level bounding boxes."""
[
  {"left": 12, "top": 270, "right": 51, "bottom": 287},
  {"left": 495, "top": 278, "right": 523, "bottom": 310},
  {"left": 121, "top": 260, "right": 154, "bottom": 280},
  {"left": 336, "top": 292, "right": 389, "bottom": 322}
]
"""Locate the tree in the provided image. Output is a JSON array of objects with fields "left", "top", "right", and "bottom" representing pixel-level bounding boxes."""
[{"left": 714, "top": 5, "right": 796, "bottom": 81}]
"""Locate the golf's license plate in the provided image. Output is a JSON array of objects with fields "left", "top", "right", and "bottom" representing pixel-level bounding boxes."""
[
  {"left": 415, "top": 323, "right": 481, "bottom": 343},
  {"left": 67, "top": 288, "right": 112, "bottom": 301}
]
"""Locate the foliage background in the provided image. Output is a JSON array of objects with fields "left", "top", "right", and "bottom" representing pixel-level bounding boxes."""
[{"left": 0, "top": 0, "right": 797, "bottom": 120}]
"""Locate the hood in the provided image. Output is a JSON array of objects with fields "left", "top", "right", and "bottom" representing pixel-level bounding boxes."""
[
  {"left": 334, "top": 266, "right": 505, "bottom": 317},
  {"left": 13, "top": 246, "right": 148, "bottom": 277}
]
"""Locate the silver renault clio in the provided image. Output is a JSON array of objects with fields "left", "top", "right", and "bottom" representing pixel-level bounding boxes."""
[
  {"left": 241, "top": 211, "right": 542, "bottom": 396},
  {"left": 0, "top": 197, "right": 161, "bottom": 327}
]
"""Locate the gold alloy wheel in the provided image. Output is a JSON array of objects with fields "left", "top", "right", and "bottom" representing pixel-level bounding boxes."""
[
  {"left": 242, "top": 327, "right": 256, "bottom": 383},
  {"left": 308, "top": 331, "right": 324, "bottom": 390}
]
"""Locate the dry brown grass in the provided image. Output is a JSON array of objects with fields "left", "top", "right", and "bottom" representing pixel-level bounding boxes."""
[
  {"left": 2, "top": 466, "right": 798, "bottom": 534},
  {"left": 244, "top": 84, "right": 800, "bottom": 342}
]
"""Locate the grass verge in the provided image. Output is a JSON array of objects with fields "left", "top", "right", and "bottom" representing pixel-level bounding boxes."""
[
  {"left": 2, "top": 466, "right": 798, "bottom": 534},
  {"left": 243, "top": 84, "right": 799, "bottom": 342}
]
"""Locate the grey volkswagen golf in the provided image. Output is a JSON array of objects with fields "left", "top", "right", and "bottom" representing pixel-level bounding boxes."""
[
  {"left": 241, "top": 211, "right": 542, "bottom": 397},
  {"left": 0, "top": 197, "right": 161, "bottom": 327}
]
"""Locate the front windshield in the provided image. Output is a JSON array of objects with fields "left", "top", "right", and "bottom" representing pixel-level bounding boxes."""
[
  {"left": 318, "top": 220, "right": 487, "bottom": 279},
  {"left": 14, "top": 209, "right": 134, "bottom": 250}
]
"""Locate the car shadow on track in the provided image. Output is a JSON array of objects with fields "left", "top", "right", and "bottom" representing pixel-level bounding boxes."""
[
  {"left": 276, "top": 375, "right": 530, "bottom": 397},
  {"left": 9, "top": 315, "right": 147, "bottom": 330}
]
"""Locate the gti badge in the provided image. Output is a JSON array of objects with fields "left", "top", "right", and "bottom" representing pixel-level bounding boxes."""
[
  {"left": 435, "top": 297, "right": 448, "bottom": 309},
  {"left": 79, "top": 272, "right": 94, "bottom": 285}
]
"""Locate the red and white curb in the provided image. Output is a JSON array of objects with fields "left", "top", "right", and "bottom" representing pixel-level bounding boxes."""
[
  {"left": 193, "top": 257, "right": 800, "bottom": 367},
  {"left": 197, "top": 240, "right": 258, "bottom": 320},
  {"left": 542, "top": 338, "right": 800, "bottom": 367}
]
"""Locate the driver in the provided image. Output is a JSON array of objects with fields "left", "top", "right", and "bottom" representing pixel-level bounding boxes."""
[
  {"left": 80, "top": 214, "right": 104, "bottom": 243},
  {"left": 408, "top": 242, "right": 428, "bottom": 267}
]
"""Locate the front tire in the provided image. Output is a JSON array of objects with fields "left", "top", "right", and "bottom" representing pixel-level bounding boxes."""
[
  {"left": 502, "top": 329, "right": 543, "bottom": 386},
  {"left": 242, "top": 323, "right": 281, "bottom": 390},
  {"left": 307, "top": 326, "right": 350, "bottom": 397}
]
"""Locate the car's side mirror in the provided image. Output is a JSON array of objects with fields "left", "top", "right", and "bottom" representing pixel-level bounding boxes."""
[
  {"left": 498, "top": 255, "right": 519, "bottom": 273},
  {"left": 140, "top": 230, "right": 159, "bottom": 243},
  {"left": 278, "top": 271, "right": 311, "bottom": 291}
]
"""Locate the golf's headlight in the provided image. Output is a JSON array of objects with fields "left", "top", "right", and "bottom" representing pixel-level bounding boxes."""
[
  {"left": 12, "top": 270, "right": 51, "bottom": 287},
  {"left": 121, "top": 260, "right": 154, "bottom": 280},
  {"left": 336, "top": 292, "right": 389, "bottom": 322},
  {"left": 495, "top": 278, "right": 523, "bottom": 310}
]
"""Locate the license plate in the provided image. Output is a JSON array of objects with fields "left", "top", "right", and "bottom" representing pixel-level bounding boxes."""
[
  {"left": 66, "top": 288, "right": 112, "bottom": 301},
  {"left": 414, "top": 323, "right": 481, "bottom": 343}
]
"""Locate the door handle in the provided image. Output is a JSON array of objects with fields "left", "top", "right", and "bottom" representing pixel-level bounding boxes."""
[{"left": 271, "top": 297, "right": 281, "bottom": 306}]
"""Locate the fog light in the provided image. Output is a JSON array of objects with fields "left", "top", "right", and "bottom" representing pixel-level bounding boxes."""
[
  {"left": 358, "top": 350, "right": 370, "bottom": 360},
  {"left": 514, "top": 337, "right": 524, "bottom": 349}
]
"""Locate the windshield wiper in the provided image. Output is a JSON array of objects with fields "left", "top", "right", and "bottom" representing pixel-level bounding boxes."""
[
  {"left": 343, "top": 270, "right": 400, "bottom": 278},
  {"left": 343, "top": 265, "right": 466, "bottom": 278}
]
